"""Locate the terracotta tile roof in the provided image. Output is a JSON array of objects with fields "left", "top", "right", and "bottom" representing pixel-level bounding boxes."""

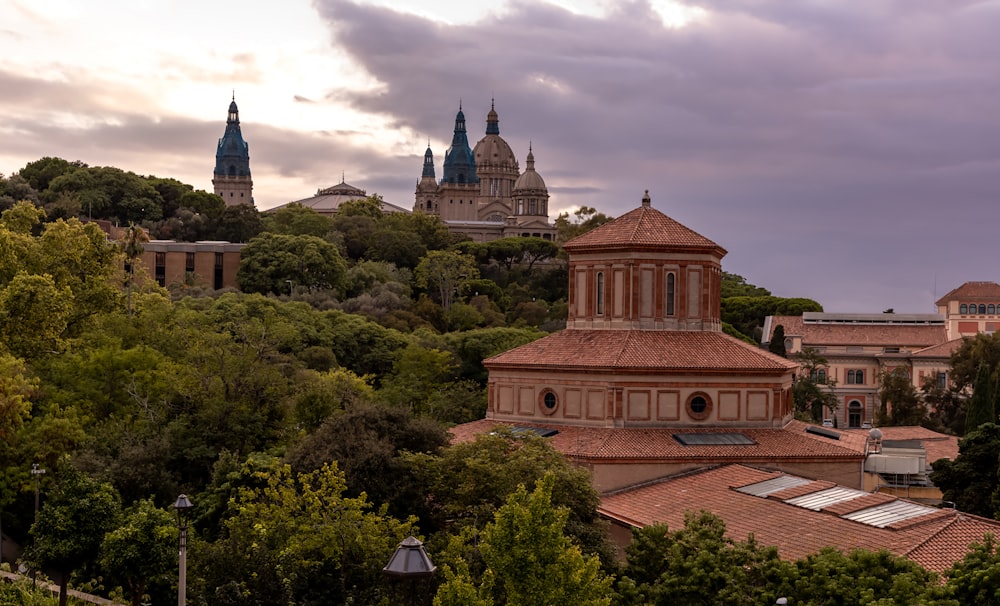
[
  {"left": 935, "top": 281, "right": 1000, "bottom": 306},
  {"left": 598, "top": 464, "right": 1000, "bottom": 573},
  {"left": 904, "top": 514, "right": 1000, "bottom": 573},
  {"left": 484, "top": 329, "right": 798, "bottom": 374},
  {"left": 910, "top": 338, "right": 963, "bottom": 358},
  {"left": 562, "top": 203, "right": 725, "bottom": 255},
  {"left": 770, "top": 316, "right": 947, "bottom": 348},
  {"left": 449, "top": 420, "right": 866, "bottom": 462}
]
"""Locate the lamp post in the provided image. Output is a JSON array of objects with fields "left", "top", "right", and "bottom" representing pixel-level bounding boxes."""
[
  {"left": 174, "top": 494, "right": 194, "bottom": 606},
  {"left": 383, "top": 536, "right": 436, "bottom": 606},
  {"left": 31, "top": 464, "right": 45, "bottom": 522}
]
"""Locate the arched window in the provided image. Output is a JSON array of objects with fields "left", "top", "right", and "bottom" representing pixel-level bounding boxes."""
[
  {"left": 961, "top": 304, "right": 968, "bottom": 314},
  {"left": 981, "top": 304, "right": 988, "bottom": 314},
  {"left": 847, "top": 370, "right": 855, "bottom": 384},
  {"left": 596, "top": 272, "right": 605, "bottom": 316},
  {"left": 818, "top": 369, "right": 827, "bottom": 383},
  {"left": 990, "top": 305, "right": 996, "bottom": 314},
  {"left": 848, "top": 401, "right": 863, "bottom": 428},
  {"left": 848, "top": 369, "right": 864, "bottom": 385}
]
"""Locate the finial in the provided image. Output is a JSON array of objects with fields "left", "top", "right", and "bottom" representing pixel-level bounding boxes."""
[
  {"left": 642, "top": 190, "right": 651, "bottom": 208},
  {"left": 491, "top": 96, "right": 495, "bottom": 110},
  {"left": 341, "top": 171, "right": 345, "bottom": 183},
  {"left": 459, "top": 98, "right": 462, "bottom": 111},
  {"left": 529, "top": 141, "right": 533, "bottom": 153},
  {"left": 232, "top": 90, "right": 235, "bottom": 102}
]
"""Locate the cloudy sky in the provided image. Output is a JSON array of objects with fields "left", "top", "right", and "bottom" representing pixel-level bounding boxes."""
[{"left": 2, "top": 0, "right": 999, "bottom": 314}]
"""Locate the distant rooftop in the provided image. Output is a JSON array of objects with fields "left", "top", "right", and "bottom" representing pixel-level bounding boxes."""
[{"left": 802, "top": 312, "right": 944, "bottom": 325}]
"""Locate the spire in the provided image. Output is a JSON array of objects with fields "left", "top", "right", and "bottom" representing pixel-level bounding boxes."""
[
  {"left": 216, "top": 95, "right": 250, "bottom": 178},
  {"left": 642, "top": 190, "right": 651, "bottom": 208},
  {"left": 526, "top": 141, "right": 534, "bottom": 168},
  {"left": 486, "top": 98, "right": 500, "bottom": 135},
  {"left": 442, "top": 104, "right": 478, "bottom": 184},
  {"left": 422, "top": 144, "right": 435, "bottom": 178}
]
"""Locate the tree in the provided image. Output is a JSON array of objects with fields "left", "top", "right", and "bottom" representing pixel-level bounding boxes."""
[
  {"left": 921, "top": 374, "right": 966, "bottom": 436},
  {"left": 965, "top": 364, "right": 996, "bottom": 433},
  {"left": 18, "top": 157, "right": 86, "bottom": 192},
  {"left": 768, "top": 324, "right": 787, "bottom": 357},
  {"left": 435, "top": 474, "right": 613, "bottom": 606},
  {"left": 930, "top": 423, "right": 1000, "bottom": 518},
  {"left": 788, "top": 547, "right": 944, "bottom": 605},
  {"left": 100, "top": 498, "right": 177, "bottom": 606},
  {"left": 618, "top": 512, "right": 789, "bottom": 606},
  {"left": 0, "top": 353, "right": 38, "bottom": 438},
  {"left": 236, "top": 233, "right": 348, "bottom": 295},
  {"left": 284, "top": 403, "right": 448, "bottom": 520},
  {"left": 720, "top": 271, "right": 771, "bottom": 298},
  {"left": 877, "top": 366, "right": 925, "bottom": 426},
  {"left": 260, "top": 202, "right": 335, "bottom": 238},
  {"left": 45, "top": 165, "right": 164, "bottom": 223},
  {"left": 950, "top": 332, "right": 1000, "bottom": 391},
  {"left": 722, "top": 295, "right": 822, "bottom": 343},
  {"left": 195, "top": 461, "right": 415, "bottom": 606},
  {"left": 0, "top": 273, "right": 74, "bottom": 358},
  {"left": 555, "top": 206, "right": 613, "bottom": 243},
  {"left": 406, "top": 429, "right": 615, "bottom": 565},
  {"left": 214, "top": 202, "right": 262, "bottom": 243},
  {"left": 945, "top": 533, "right": 1000, "bottom": 605},
  {"left": 791, "top": 348, "right": 839, "bottom": 422},
  {"left": 121, "top": 224, "right": 148, "bottom": 318},
  {"left": 28, "top": 468, "right": 122, "bottom": 606},
  {"left": 415, "top": 250, "right": 479, "bottom": 312}
]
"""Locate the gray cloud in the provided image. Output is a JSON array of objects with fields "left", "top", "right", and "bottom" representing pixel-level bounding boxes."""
[{"left": 307, "top": 0, "right": 1000, "bottom": 312}]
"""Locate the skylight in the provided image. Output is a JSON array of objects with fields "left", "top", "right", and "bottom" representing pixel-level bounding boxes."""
[{"left": 673, "top": 433, "right": 755, "bottom": 446}]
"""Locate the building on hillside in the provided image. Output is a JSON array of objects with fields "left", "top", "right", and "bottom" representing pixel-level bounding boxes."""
[
  {"left": 935, "top": 281, "right": 1000, "bottom": 340},
  {"left": 212, "top": 95, "right": 254, "bottom": 206},
  {"left": 414, "top": 102, "right": 556, "bottom": 242},
  {"left": 139, "top": 240, "right": 243, "bottom": 290},
  {"left": 450, "top": 191, "right": 895, "bottom": 492},
  {"left": 598, "top": 463, "right": 997, "bottom": 573},
  {"left": 760, "top": 283, "right": 1000, "bottom": 431},
  {"left": 762, "top": 312, "right": 955, "bottom": 429},
  {"left": 270, "top": 177, "right": 410, "bottom": 216}
]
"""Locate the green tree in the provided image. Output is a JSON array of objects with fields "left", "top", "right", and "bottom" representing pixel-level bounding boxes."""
[
  {"left": 406, "top": 429, "right": 614, "bottom": 565},
  {"left": 789, "top": 547, "right": 943, "bottom": 605},
  {"left": 945, "top": 533, "right": 1000, "bottom": 605},
  {"left": 28, "top": 468, "right": 122, "bottom": 606},
  {"left": 0, "top": 273, "right": 74, "bottom": 358},
  {"left": 379, "top": 343, "right": 457, "bottom": 413},
  {"left": 284, "top": 403, "right": 448, "bottom": 520},
  {"left": 195, "top": 461, "right": 415, "bottom": 606},
  {"left": 555, "top": 206, "right": 614, "bottom": 244},
  {"left": 791, "top": 348, "right": 839, "bottom": 422},
  {"left": 435, "top": 474, "right": 613, "bottom": 606},
  {"left": 237, "top": 233, "right": 348, "bottom": 295},
  {"left": 921, "top": 374, "right": 966, "bottom": 435},
  {"left": 46, "top": 165, "right": 164, "bottom": 223},
  {"left": 720, "top": 271, "right": 771, "bottom": 298},
  {"left": 214, "top": 202, "right": 262, "bottom": 243},
  {"left": 930, "top": 423, "right": 1000, "bottom": 517},
  {"left": 722, "top": 295, "right": 822, "bottom": 343},
  {"left": 121, "top": 224, "right": 148, "bottom": 318},
  {"left": 18, "top": 157, "right": 86, "bottom": 192},
  {"left": 768, "top": 324, "right": 787, "bottom": 357},
  {"left": 100, "top": 498, "right": 177, "bottom": 606},
  {"left": 618, "top": 512, "right": 789, "bottom": 606},
  {"left": 0, "top": 353, "right": 38, "bottom": 438},
  {"left": 877, "top": 366, "right": 925, "bottom": 426},
  {"left": 965, "top": 364, "right": 996, "bottom": 432},
  {"left": 260, "top": 202, "right": 335, "bottom": 238},
  {"left": 950, "top": 332, "right": 1000, "bottom": 391},
  {"left": 415, "top": 250, "right": 479, "bottom": 312}
]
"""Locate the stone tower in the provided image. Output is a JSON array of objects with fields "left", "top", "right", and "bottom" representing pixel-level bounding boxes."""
[{"left": 212, "top": 95, "right": 254, "bottom": 206}]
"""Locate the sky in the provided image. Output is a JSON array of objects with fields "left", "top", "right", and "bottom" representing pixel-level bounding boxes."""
[{"left": 2, "top": 0, "right": 999, "bottom": 314}]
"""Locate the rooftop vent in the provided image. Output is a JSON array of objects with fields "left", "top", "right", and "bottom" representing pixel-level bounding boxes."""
[
  {"left": 673, "top": 433, "right": 755, "bottom": 446},
  {"left": 806, "top": 426, "right": 841, "bottom": 440}
]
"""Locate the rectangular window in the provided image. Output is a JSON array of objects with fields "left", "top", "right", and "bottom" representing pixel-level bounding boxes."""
[
  {"left": 185, "top": 252, "right": 195, "bottom": 273},
  {"left": 154, "top": 252, "right": 166, "bottom": 287},
  {"left": 666, "top": 273, "right": 675, "bottom": 316},
  {"left": 214, "top": 252, "right": 224, "bottom": 290},
  {"left": 596, "top": 272, "right": 605, "bottom": 316},
  {"left": 937, "top": 372, "right": 947, "bottom": 389}
]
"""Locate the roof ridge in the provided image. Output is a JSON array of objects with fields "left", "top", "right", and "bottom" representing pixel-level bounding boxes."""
[{"left": 898, "top": 513, "right": 961, "bottom": 557}]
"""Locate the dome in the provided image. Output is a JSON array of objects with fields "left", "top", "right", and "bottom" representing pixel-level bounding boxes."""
[
  {"left": 513, "top": 147, "right": 547, "bottom": 192},
  {"left": 473, "top": 102, "right": 518, "bottom": 173}
]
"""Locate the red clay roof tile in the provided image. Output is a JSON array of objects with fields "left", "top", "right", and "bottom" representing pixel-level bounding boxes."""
[
  {"left": 935, "top": 281, "right": 1000, "bottom": 306},
  {"left": 562, "top": 204, "right": 725, "bottom": 255},
  {"left": 484, "top": 329, "right": 798, "bottom": 373}
]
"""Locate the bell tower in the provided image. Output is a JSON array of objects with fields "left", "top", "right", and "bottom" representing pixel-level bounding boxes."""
[{"left": 212, "top": 94, "right": 254, "bottom": 206}]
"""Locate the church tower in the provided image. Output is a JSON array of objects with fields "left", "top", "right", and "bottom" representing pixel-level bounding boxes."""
[
  {"left": 414, "top": 144, "right": 440, "bottom": 215},
  {"left": 437, "top": 104, "right": 480, "bottom": 222},
  {"left": 511, "top": 144, "right": 549, "bottom": 221},
  {"left": 473, "top": 100, "right": 519, "bottom": 219},
  {"left": 212, "top": 95, "right": 254, "bottom": 206}
]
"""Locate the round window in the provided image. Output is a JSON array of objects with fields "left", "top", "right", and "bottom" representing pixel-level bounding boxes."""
[
  {"left": 686, "top": 392, "right": 712, "bottom": 421},
  {"left": 539, "top": 390, "right": 558, "bottom": 415}
]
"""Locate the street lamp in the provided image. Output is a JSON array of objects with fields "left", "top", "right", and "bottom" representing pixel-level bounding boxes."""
[
  {"left": 383, "top": 536, "right": 436, "bottom": 606},
  {"left": 31, "top": 464, "right": 45, "bottom": 522},
  {"left": 174, "top": 494, "right": 194, "bottom": 606}
]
